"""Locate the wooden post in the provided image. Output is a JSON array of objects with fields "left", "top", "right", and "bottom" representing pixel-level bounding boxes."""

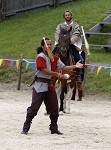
[
  {"left": 82, "top": 58, "right": 89, "bottom": 96},
  {"left": 0, "top": 0, "right": 5, "bottom": 20},
  {"left": 0, "top": 0, "right": 2, "bottom": 20},
  {"left": 17, "top": 54, "right": 23, "bottom": 90},
  {"left": 53, "top": 0, "right": 59, "bottom": 7}
]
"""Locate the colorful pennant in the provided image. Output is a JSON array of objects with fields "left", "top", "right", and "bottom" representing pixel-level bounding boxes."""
[
  {"left": 0, "top": 59, "right": 3, "bottom": 66},
  {"left": 110, "top": 69, "right": 111, "bottom": 76},
  {"left": 90, "top": 66, "right": 95, "bottom": 74},
  {"left": 26, "top": 61, "right": 30, "bottom": 70},
  {"left": 32, "top": 63, "right": 36, "bottom": 71},
  {"left": 1, "top": 58, "right": 111, "bottom": 77},
  {"left": 16, "top": 60, "right": 20, "bottom": 69},
  {"left": 10, "top": 60, "right": 14, "bottom": 68},
  {"left": 97, "top": 66, "right": 102, "bottom": 74},
  {"left": 4, "top": 60, "right": 9, "bottom": 67}
]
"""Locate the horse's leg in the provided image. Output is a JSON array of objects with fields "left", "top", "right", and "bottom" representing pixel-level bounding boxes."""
[
  {"left": 77, "top": 82, "right": 83, "bottom": 101},
  {"left": 59, "top": 87, "right": 64, "bottom": 112},
  {"left": 70, "top": 78, "right": 76, "bottom": 100},
  {"left": 78, "top": 89, "right": 82, "bottom": 101},
  {"left": 71, "top": 83, "right": 76, "bottom": 100},
  {"left": 59, "top": 80, "right": 67, "bottom": 113},
  {"left": 63, "top": 91, "right": 67, "bottom": 113},
  {"left": 67, "top": 82, "right": 71, "bottom": 113}
]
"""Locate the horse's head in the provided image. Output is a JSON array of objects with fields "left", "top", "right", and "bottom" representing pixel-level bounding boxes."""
[{"left": 57, "top": 25, "right": 72, "bottom": 58}]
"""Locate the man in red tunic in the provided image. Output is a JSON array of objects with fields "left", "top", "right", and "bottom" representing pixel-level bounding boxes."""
[{"left": 21, "top": 37, "right": 83, "bottom": 135}]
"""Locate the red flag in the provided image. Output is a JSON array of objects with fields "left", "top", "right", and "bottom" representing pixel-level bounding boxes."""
[{"left": 4, "top": 60, "right": 9, "bottom": 67}]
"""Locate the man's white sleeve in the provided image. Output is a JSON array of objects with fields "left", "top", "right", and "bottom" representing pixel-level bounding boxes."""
[
  {"left": 56, "top": 58, "right": 65, "bottom": 70},
  {"left": 54, "top": 24, "right": 61, "bottom": 46}
]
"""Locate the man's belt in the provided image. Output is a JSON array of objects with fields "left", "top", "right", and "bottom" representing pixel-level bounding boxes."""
[
  {"left": 36, "top": 77, "right": 55, "bottom": 87},
  {"left": 36, "top": 77, "right": 51, "bottom": 84},
  {"left": 30, "top": 76, "right": 55, "bottom": 87}
]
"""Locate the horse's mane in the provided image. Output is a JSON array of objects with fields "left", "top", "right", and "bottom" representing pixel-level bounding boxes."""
[{"left": 55, "top": 25, "right": 75, "bottom": 65}]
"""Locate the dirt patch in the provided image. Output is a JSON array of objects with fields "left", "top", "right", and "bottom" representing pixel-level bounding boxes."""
[{"left": 0, "top": 83, "right": 111, "bottom": 150}]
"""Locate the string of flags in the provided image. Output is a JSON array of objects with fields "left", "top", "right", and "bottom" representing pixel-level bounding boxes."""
[
  {"left": 86, "top": 63, "right": 111, "bottom": 76},
  {"left": 0, "top": 58, "right": 36, "bottom": 70},
  {"left": 22, "top": 59, "right": 36, "bottom": 71},
  {"left": 0, "top": 58, "right": 21, "bottom": 69},
  {"left": 0, "top": 58, "right": 111, "bottom": 76}
]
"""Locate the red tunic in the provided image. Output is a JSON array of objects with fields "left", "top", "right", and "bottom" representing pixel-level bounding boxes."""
[{"left": 36, "top": 55, "right": 59, "bottom": 92}]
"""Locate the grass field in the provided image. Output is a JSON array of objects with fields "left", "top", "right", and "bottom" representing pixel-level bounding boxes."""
[{"left": 0, "top": 0, "right": 111, "bottom": 95}]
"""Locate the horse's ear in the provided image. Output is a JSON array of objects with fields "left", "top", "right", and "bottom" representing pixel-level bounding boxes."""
[{"left": 69, "top": 26, "right": 72, "bottom": 32}]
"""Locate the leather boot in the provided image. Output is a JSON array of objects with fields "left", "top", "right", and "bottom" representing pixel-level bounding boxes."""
[
  {"left": 51, "top": 130, "right": 63, "bottom": 135},
  {"left": 21, "top": 114, "right": 34, "bottom": 135},
  {"left": 49, "top": 124, "right": 63, "bottom": 135},
  {"left": 49, "top": 114, "right": 63, "bottom": 135}
]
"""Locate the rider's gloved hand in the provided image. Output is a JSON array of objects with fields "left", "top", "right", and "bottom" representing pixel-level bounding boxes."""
[{"left": 75, "top": 60, "right": 83, "bottom": 68}]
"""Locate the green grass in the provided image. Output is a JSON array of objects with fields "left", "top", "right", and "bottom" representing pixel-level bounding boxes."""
[{"left": 0, "top": 0, "right": 111, "bottom": 96}]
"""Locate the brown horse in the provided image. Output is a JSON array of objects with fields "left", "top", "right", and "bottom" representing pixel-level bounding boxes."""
[{"left": 53, "top": 25, "right": 85, "bottom": 113}]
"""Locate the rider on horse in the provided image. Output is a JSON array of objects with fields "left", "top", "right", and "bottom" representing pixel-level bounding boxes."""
[{"left": 53, "top": 10, "right": 84, "bottom": 82}]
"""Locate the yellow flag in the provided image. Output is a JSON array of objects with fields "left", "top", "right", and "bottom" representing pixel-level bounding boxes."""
[
  {"left": 16, "top": 60, "right": 20, "bottom": 69},
  {"left": 97, "top": 66, "right": 102, "bottom": 74},
  {"left": 0, "top": 59, "right": 3, "bottom": 66}
]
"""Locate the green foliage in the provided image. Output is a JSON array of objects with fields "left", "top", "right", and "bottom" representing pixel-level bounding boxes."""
[
  {"left": 86, "top": 68, "right": 111, "bottom": 96},
  {"left": 21, "top": 63, "right": 36, "bottom": 84},
  {"left": 0, "top": 67, "right": 18, "bottom": 83},
  {"left": 0, "top": 0, "right": 111, "bottom": 95}
]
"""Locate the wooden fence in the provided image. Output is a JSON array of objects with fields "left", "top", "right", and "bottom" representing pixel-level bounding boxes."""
[{"left": 0, "top": 0, "right": 78, "bottom": 20}]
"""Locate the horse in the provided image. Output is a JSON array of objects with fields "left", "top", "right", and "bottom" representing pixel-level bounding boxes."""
[{"left": 53, "top": 25, "right": 85, "bottom": 113}]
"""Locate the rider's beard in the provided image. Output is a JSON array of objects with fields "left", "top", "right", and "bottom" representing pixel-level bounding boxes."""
[{"left": 65, "top": 17, "right": 72, "bottom": 23}]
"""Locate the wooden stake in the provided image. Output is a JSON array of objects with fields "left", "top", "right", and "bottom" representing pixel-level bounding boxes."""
[
  {"left": 82, "top": 58, "right": 89, "bottom": 96},
  {"left": 17, "top": 54, "right": 23, "bottom": 90}
]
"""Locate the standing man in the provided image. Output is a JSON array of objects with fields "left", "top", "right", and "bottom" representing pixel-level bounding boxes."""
[
  {"left": 54, "top": 10, "right": 85, "bottom": 82},
  {"left": 21, "top": 37, "right": 83, "bottom": 135}
]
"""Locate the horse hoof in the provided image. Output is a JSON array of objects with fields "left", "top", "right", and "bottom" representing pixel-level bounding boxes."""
[
  {"left": 44, "top": 112, "right": 49, "bottom": 115},
  {"left": 77, "top": 99, "right": 82, "bottom": 101},
  {"left": 63, "top": 110, "right": 66, "bottom": 113},
  {"left": 71, "top": 98, "right": 75, "bottom": 100},
  {"left": 59, "top": 111, "right": 64, "bottom": 115}
]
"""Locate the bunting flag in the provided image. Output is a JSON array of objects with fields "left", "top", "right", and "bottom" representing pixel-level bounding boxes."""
[
  {"left": 110, "top": 69, "right": 111, "bottom": 76},
  {"left": 22, "top": 59, "right": 36, "bottom": 71},
  {"left": 104, "top": 66, "right": 109, "bottom": 70},
  {"left": 10, "top": 60, "right": 14, "bottom": 68},
  {"left": 16, "top": 60, "right": 20, "bottom": 69},
  {"left": 26, "top": 61, "right": 30, "bottom": 70},
  {"left": 97, "top": 66, "right": 102, "bottom": 74},
  {"left": 22, "top": 58, "right": 26, "bottom": 62},
  {"left": 4, "top": 60, "right": 9, "bottom": 67},
  {"left": 90, "top": 66, "right": 95, "bottom": 74},
  {"left": 32, "top": 63, "right": 36, "bottom": 71},
  {"left": 0, "top": 59, "right": 3, "bottom": 66},
  {"left": 1, "top": 57, "right": 111, "bottom": 77}
]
